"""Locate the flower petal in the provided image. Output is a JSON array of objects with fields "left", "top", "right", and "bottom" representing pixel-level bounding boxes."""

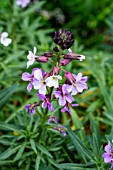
[
  {"left": 22, "top": 72, "right": 31, "bottom": 81},
  {"left": 65, "top": 94, "right": 74, "bottom": 103},
  {"left": 54, "top": 91, "right": 61, "bottom": 98},
  {"left": 105, "top": 141, "right": 111, "bottom": 153},
  {"left": 33, "top": 81, "right": 41, "bottom": 90},
  {"left": 27, "top": 82, "right": 33, "bottom": 92},
  {"left": 33, "top": 47, "right": 37, "bottom": 54},
  {"left": 37, "top": 92, "right": 45, "bottom": 101},
  {"left": 59, "top": 96, "right": 66, "bottom": 106},
  {"left": 34, "top": 69, "right": 43, "bottom": 80},
  {"left": 39, "top": 85, "right": 46, "bottom": 95},
  {"left": 42, "top": 101, "right": 47, "bottom": 108},
  {"left": 45, "top": 76, "right": 54, "bottom": 87}
]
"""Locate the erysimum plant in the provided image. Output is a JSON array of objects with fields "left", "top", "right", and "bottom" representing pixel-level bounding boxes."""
[{"left": 0, "top": 29, "right": 88, "bottom": 170}]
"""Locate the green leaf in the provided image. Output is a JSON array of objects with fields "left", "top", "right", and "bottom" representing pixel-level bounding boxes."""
[
  {"left": 70, "top": 107, "right": 85, "bottom": 141},
  {"left": 0, "top": 160, "right": 14, "bottom": 165},
  {"left": 35, "top": 154, "right": 41, "bottom": 170},
  {"left": 58, "top": 163, "right": 96, "bottom": 170},
  {"left": 0, "top": 122, "right": 21, "bottom": 133},
  {"left": 20, "top": 1, "right": 45, "bottom": 17},
  {"left": 30, "top": 139, "right": 37, "bottom": 154},
  {"left": 0, "top": 83, "right": 18, "bottom": 109},
  {"left": 14, "top": 141, "right": 26, "bottom": 161},
  {"left": 37, "top": 144, "right": 52, "bottom": 158},
  {"left": 0, "top": 145, "right": 21, "bottom": 160},
  {"left": 67, "top": 126, "right": 92, "bottom": 161}
]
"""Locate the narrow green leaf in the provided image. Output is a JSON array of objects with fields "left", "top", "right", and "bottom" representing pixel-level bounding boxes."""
[
  {"left": 0, "top": 83, "right": 18, "bottom": 109},
  {"left": 37, "top": 144, "right": 52, "bottom": 158},
  {"left": 35, "top": 154, "right": 41, "bottom": 170},
  {"left": 14, "top": 141, "right": 26, "bottom": 161},
  {"left": 70, "top": 107, "right": 85, "bottom": 141},
  {"left": 30, "top": 139, "right": 37, "bottom": 154},
  {"left": 0, "top": 145, "right": 21, "bottom": 160}
]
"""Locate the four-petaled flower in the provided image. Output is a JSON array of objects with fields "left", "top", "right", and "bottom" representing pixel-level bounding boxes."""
[
  {"left": 53, "top": 125, "right": 66, "bottom": 136},
  {"left": 37, "top": 92, "right": 54, "bottom": 111},
  {"left": 27, "top": 47, "right": 36, "bottom": 68},
  {"left": 102, "top": 141, "right": 113, "bottom": 169},
  {"left": 25, "top": 104, "right": 36, "bottom": 115},
  {"left": 22, "top": 68, "right": 38, "bottom": 92},
  {"left": 54, "top": 84, "right": 74, "bottom": 106},
  {"left": 48, "top": 116, "right": 57, "bottom": 124},
  {"left": 33, "top": 69, "right": 47, "bottom": 95},
  {"left": 0, "top": 32, "right": 12, "bottom": 46},
  {"left": 65, "top": 72, "right": 88, "bottom": 95},
  {"left": 45, "top": 74, "right": 62, "bottom": 88}
]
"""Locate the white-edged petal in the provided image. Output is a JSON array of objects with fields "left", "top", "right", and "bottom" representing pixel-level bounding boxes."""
[{"left": 80, "top": 55, "right": 85, "bottom": 61}]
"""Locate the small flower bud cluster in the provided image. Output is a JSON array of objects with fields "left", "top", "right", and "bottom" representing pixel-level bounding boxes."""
[{"left": 22, "top": 28, "right": 88, "bottom": 136}]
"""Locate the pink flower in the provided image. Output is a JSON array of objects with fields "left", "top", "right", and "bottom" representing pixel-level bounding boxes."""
[
  {"left": 102, "top": 141, "right": 113, "bottom": 169},
  {"left": 33, "top": 69, "right": 47, "bottom": 95},
  {"left": 22, "top": 68, "right": 39, "bottom": 92},
  {"left": 65, "top": 72, "right": 88, "bottom": 95},
  {"left": 54, "top": 84, "right": 74, "bottom": 106}
]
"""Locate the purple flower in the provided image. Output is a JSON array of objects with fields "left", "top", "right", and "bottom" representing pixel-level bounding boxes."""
[
  {"left": 61, "top": 102, "right": 79, "bottom": 114},
  {"left": 22, "top": 68, "right": 38, "bottom": 92},
  {"left": 48, "top": 116, "right": 57, "bottom": 124},
  {"left": 33, "top": 69, "right": 47, "bottom": 95},
  {"left": 54, "top": 84, "right": 74, "bottom": 106},
  {"left": 65, "top": 72, "right": 88, "bottom": 95},
  {"left": 37, "top": 92, "right": 54, "bottom": 111},
  {"left": 53, "top": 125, "right": 66, "bottom": 136},
  {"left": 25, "top": 104, "right": 36, "bottom": 115},
  {"left": 102, "top": 141, "right": 113, "bottom": 169},
  {"left": 16, "top": 0, "right": 30, "bottom": 8}
]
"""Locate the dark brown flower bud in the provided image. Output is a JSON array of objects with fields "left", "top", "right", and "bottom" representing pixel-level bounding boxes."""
[
  {"left": 53, "top": 28, "right": 74, "bottom": 50},
  {"left": 43, "top": 52, "right": 53, "bottom": 58},
  {"left": 53, "top": 46, "right": 59, "bottom": 52}
]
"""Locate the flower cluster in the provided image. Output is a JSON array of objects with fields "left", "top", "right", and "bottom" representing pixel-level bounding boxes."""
[
  {"left": 102, "top": 141, "right": 113, "bottom": 169},
  {"left": 22, "top": 29, "right": 88, "bottom": 136},
  {"left": 0, "top": 32, "right": 12, "bottom": 46}
]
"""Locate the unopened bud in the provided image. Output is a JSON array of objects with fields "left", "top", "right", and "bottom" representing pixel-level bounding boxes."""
[
  {"left": 53, "top": 46, "right": 59, "bottom": 52},
  {"left": 43, "top": 52, "right": 53, "bottom": 58},
  {"left": 60, "top": 59, "right": 72, "bottom": 66},
  {"left": 35, "top": 56, "right": 48, "bottom": 63},
  {"left": 53, "top": 66, "right": 60, "bottom": 75},
  {"left": 64, "top": 52, "right": 85, "bottom": 61},
  {"left": 65, "top": 72, "right": 74, "bottom": 82}
]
